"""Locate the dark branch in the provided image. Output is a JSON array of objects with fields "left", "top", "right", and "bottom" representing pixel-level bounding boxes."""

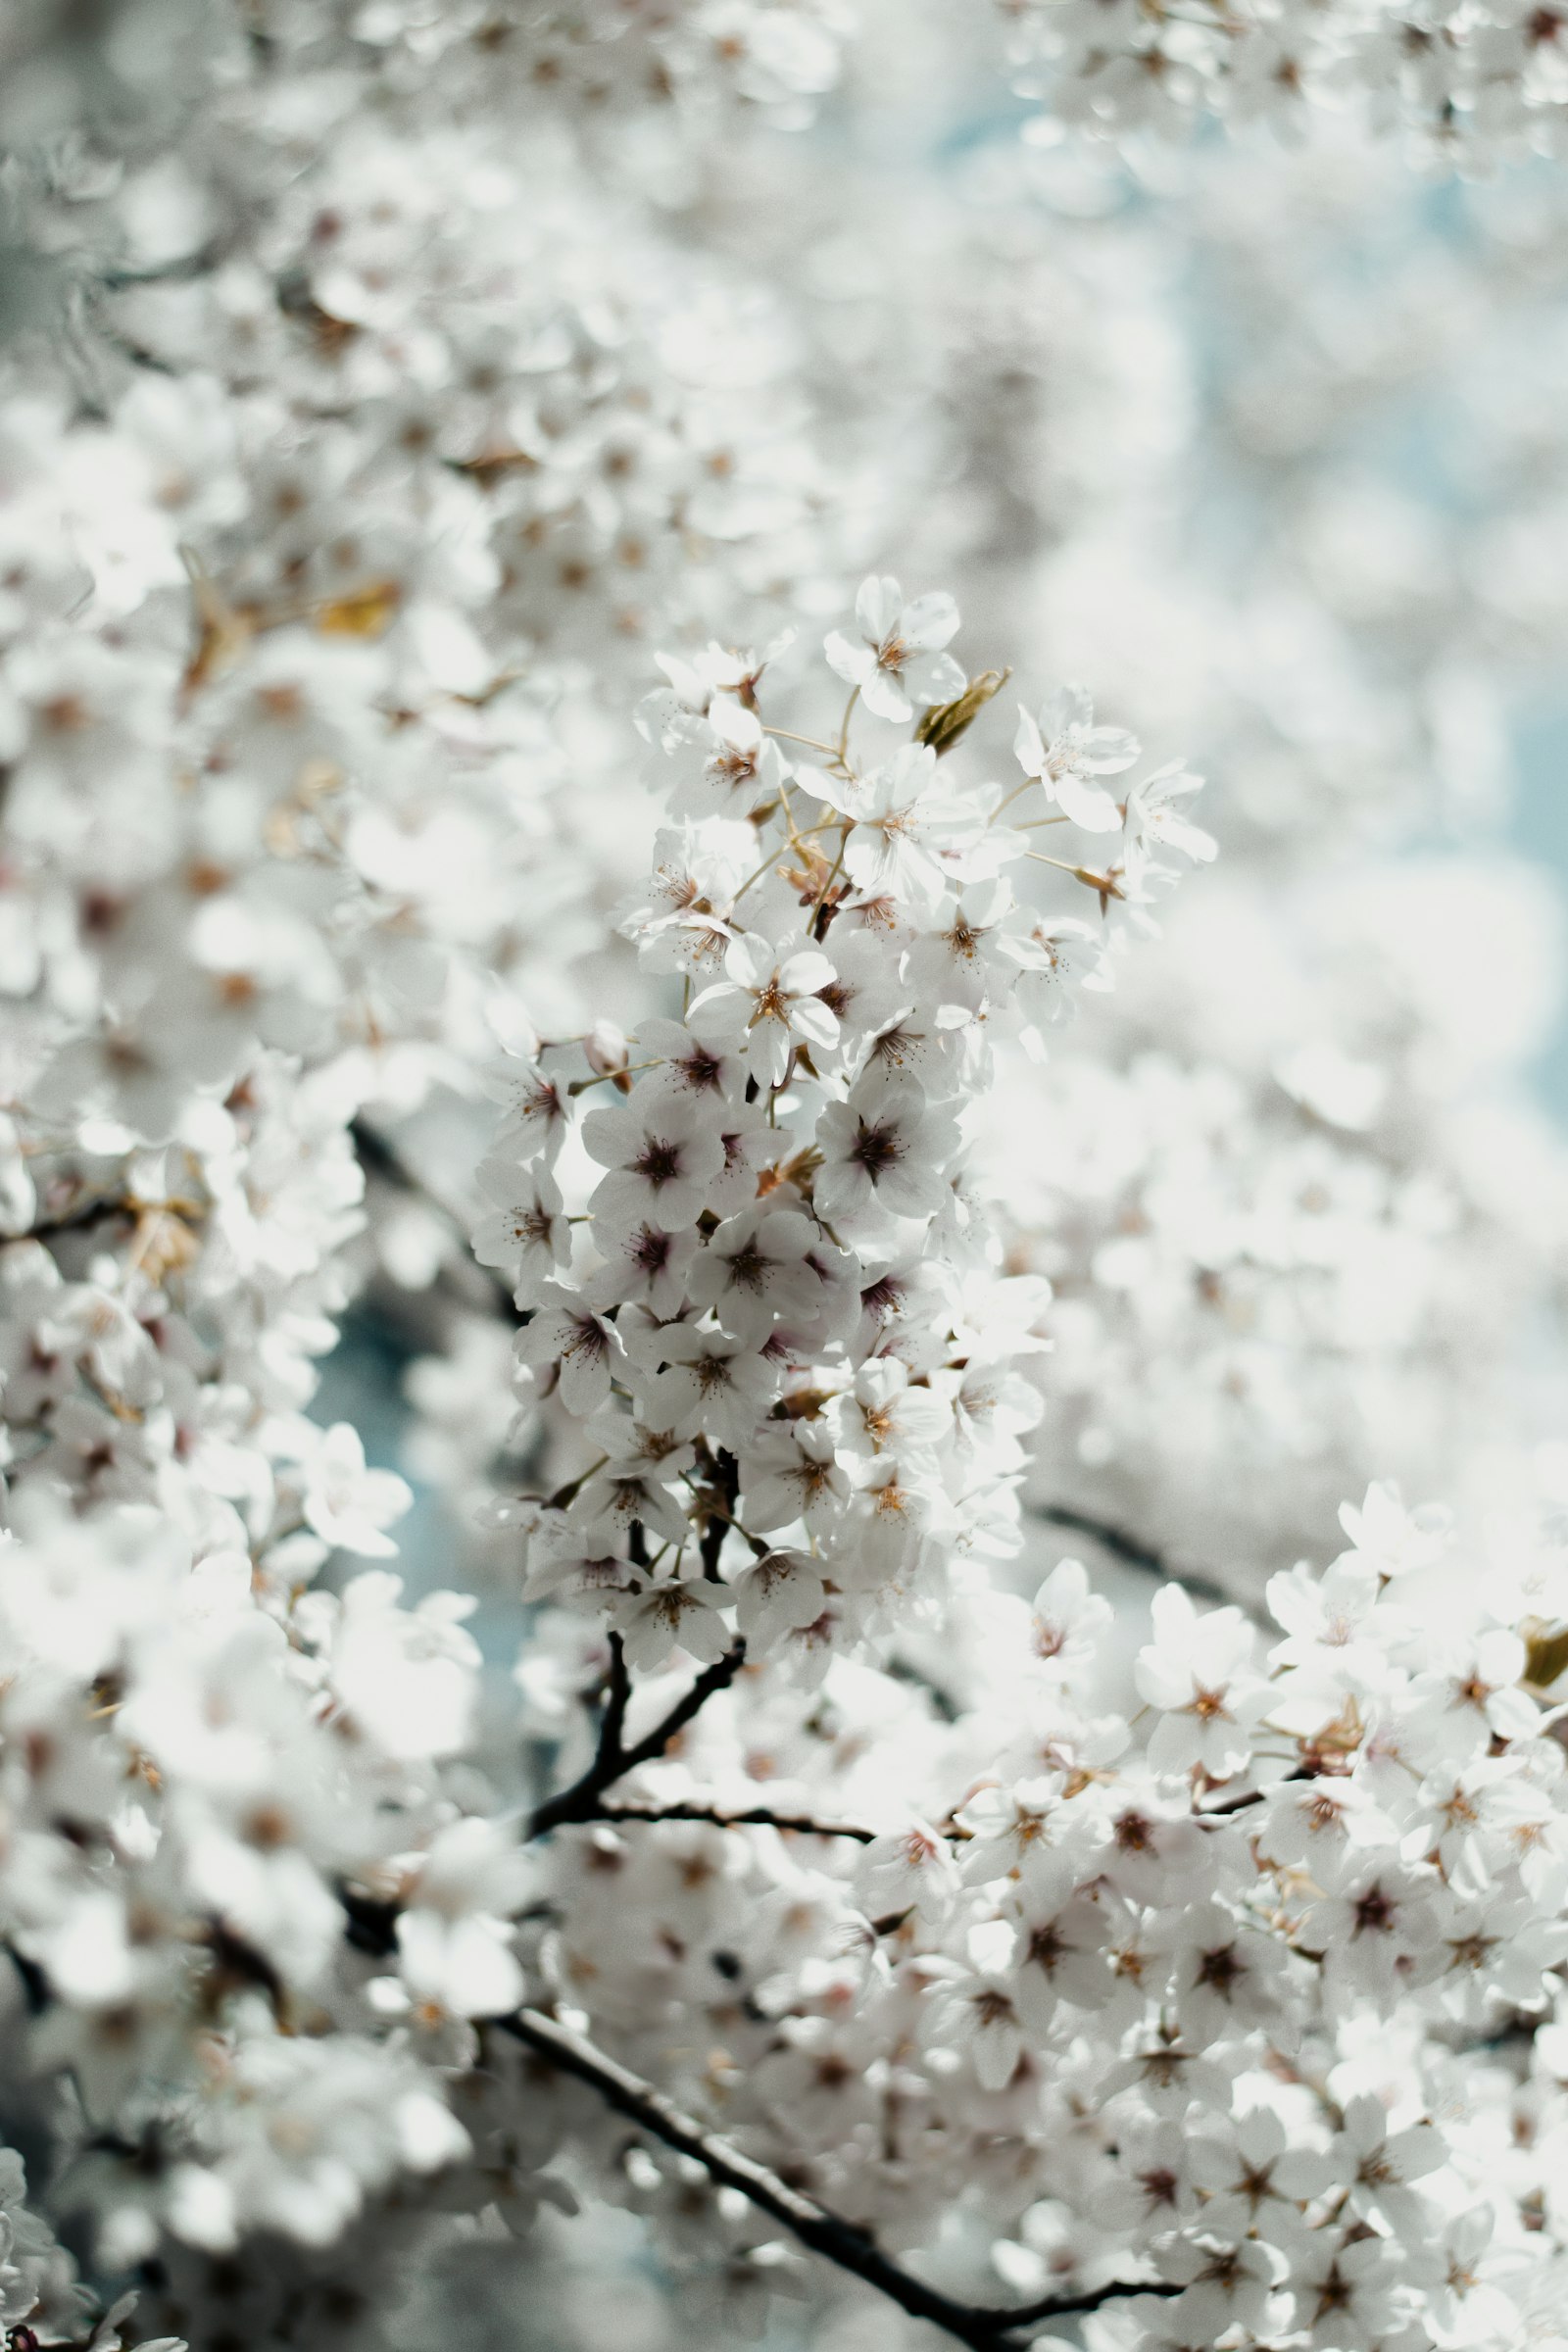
[
  {"left": 96, "top": 242, "right": 228, "bottom": 291},
  {"left": 1195, "top": 1763, "right": 1309, "bottom": 1823},
  {"left": 350, "top": 1115, "right": 517, "bottom": 1317},
  {"left": 528, "top": 1642, "right": 748, "bottom": 1838},
  {"left": 25, "top": 1188, "right": 131, "bottom": 1243},
  {"left": 566, "top": 1798, "right": 878, "bottom": 1842},
  {"left": 500, "top": 2004, "right": 1170, "bottom": 2350},
  {"left": 698, "top": 1447, "right": 743, "bottom": 1576},
  {"left": 614, "top": 1642, "right": 749, "bottom": 1780},
  {"left": 1031, "top": 1504, "right": 1231, "bottom": 1607},
  {"left": 599, "top": 1630, "right": 631, "bottom": 1767},
  {"left": 885, "top": 1651, "right": 961, "bottom": 1725},
  {"left": 93, "top": 325, "right": 180, "bottom": 376},
  {"left": 4, "top": 1942, "right": 50, "bottom": 2017}
]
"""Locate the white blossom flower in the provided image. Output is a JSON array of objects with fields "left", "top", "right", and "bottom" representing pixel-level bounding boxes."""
[
  {"left": 829, "top": 1357, "right": 951, "bottom": 1464},
  {"left": 740, "top": 1420, "right": 852, "bottom": 1536},
  {"left": 608, "top": 1576, "right": 733, "bottom": 1670},
  {"left": 1188, "top": 2106, "right": 1332, "bottom": 2243},
  {"left": 685, "top": 1205, "right": 824, "bottom": 1345},
  {"left": 933, "top": 1964, "right": 1028, "bottom": 2091},
  {"left": 823, "top": 576, "right": 964, "bottom": 724},
  {"left": 471, "top": 1154, "right": 570, "bottom": 1299},
  {"left": 812, "top": 743, "right": 980, "bottom": 920},
  {"left": 329, "top": 1576, "right": 481, "bottom": 1762},
  {"left": 585, "top": 1217, "right": 701, "bottom": 1321},
  {"left": 515, "top": 1284, "right": 626, "bottom": 1415},
  {"left": 663, "top": 695, "right": 786, "bottom": 822},
  {"left": 1013, "top": 688, "right": 1139, "bottom": 833},
  {"left": 583, "top": 1090, "right": 728, "bottom": 1234},
  {"left": 692, "top": 932, "right": 841, "bottom": 1090},
  {"left": 1134, "top": 1586, "right": 1271, "bottom": 1779},
  {"left": 1028, "top": 1557, "right": 1112, "bottom": 1681},
  {"left": 303, "top": 1424, "right": 413, "bottom": 1558},
  {"left": 733, "top": 1548, "right": 827, "bottom": 1645},
  {"left": 392, "top": 1903, "right": 524, "bottom": 2025},
  {"left": 859, "top": 1822, "right": 960, "bottom": 1923},
  {"left": 1122, "top": 761, "right": 1215, "bottom": 872},
  {"left": 812, "top": 1074, "right": 960, "bottom": 1226},
  {"left": 643, "top": 1325, "right": 782, "bottom": 1449}
]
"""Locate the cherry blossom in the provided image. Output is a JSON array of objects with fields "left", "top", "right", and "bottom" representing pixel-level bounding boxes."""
[{"left": 823, "top": 577, "right": 965, "bottom": 724}]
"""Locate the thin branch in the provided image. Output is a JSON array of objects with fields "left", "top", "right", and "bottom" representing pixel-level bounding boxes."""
[
  {"left": 92, "top": 325, "right": 180, "bottom": 376},
  {"left": 528, "top": 1642, "right": 749, "bottom": 1838},
  {"left": 95, "top": 240, "right": 228, "bottom": 291},
  {"left": 24, "top": 1187, "right": 132, "bottom": 1243},
  {"left": 885, "top": 1652, "right": 961, "bottom": 1725},
  {"left": 567, "top": 1798, "right": 878, "bottom": 1842},
  {"left": 4, "top": 1942, "right": 50, "bottom": 2017},
  {"left": 350, "top": 1115, "right": 517, "bottom": 1317},
  {"left": 698, "top": 1448, "right": 741, "bottom": 1579},
  {"left": 615, "top": 1642, "right": 748, "bottom": 1779},
  {"left": 599, "top": 1630, "right": 631, "bottom": 1767},
  {"left": 500, "top": 2004, "right": 1171, "bottom": 2350},
  {"left": 1195, "top": 1761, "right": 1311, "bottom": 1824},
  {"left": 1031, "top": 1504, "right": 1231, "bottom": 1606}
]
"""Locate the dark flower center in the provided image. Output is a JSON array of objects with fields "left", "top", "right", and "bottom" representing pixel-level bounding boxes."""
[
  {"left": 632, "top": 1226, "right": 673, "bottom": 1275},
  {"left": 1352, "top": 1885, "right": 1396, "bottom": 1936},
  {"left": 633, "top": 1138, "right": 683, "bottom": 1186},
  {"left": 852, "top": 1117, "right": 903, "bottom": 1180}
]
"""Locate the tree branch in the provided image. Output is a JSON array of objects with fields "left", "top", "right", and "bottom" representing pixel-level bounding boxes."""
[
  {"left": 350, "top": 1115, "right": 518, "bottom": 1317},
  {"left": 598, "top": 1629, "right": 631, "bottom": 1766},
  {"left": 1031, "top": 1504, "right": 1231, "bottom": 1606},
  {"left": 96, "top": 241, "right": 228, "bottom": 291},
  {"left": 500, "top": 2004, "right": 1171, "bottom": 2349},
  {"left": 24, "top": 1187, "right": 132, "bottom": 1243},
  {"left": 566, "top": 1798, "right": 878, "bottom": 1842},
  {"left": 528, "top": 1642, "right": 749, "bottom": 1838}
]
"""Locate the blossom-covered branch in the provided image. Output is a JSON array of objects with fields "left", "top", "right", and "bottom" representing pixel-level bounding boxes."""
[{"left": 501, "top": 2003, "right": 1173, "bottom": 2350}]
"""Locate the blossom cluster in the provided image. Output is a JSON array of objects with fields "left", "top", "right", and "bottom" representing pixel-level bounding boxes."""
[
  {"left": 525, "top": 1479, "right": 1568, "bottom": 2352},
  {"left": 2, "top": 0, "right": 1568, "bottom": 2346},
  {"left": 984, "top": 1043, "right": 1568, "bottom": 1590},
  {"left": 1001, "top": 0, "right": 1568, "bottom": 160},
  {"left": 493, "top": 583, "right": 1209, "bottom": 1678}
]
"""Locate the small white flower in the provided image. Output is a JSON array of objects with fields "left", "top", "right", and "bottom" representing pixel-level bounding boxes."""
[
  {"left": 303, "top": 1424, "right": 412, "bottom": 1559},
  {"left": 812, "top": 1073, "right": 960, "bottom": 1226},
  {"left": 514, "top": 1283, "right": 625, "bottom": 1416},
  {"left": 609, "top": 1576, "right": 732, "bottom": 1671},
  {"left": 471, "top": 1154, "right": 570, "bottom": 1301},
  {"left": 482, "top": 1052, "right": 569, "bottom": 1166},
  {"left": 1028, "top": 1557, "right": 1112, "bottom": 1681},
  {"left": 686, "top": 1205, "right": 824, "bottom": 1345},
  {"left": 1134, "top": 1585, "right": 1271, "bottom": 1780},
  {"left": 814, "top": 743, "right": 979, "bottom": 920},
  {"left": 582, "top": 1089, "right": 728, "bottom": 1233},
  {"left": 823, "top": 575, "right": 964, "bottom": 724},
  {"left": 644, "top": 1325, "right": 781, "bottom": 1451},
  {"left": 741, "top": 1420, "right": 851, "bottom": 1537},
  {"left": 692, "top": 931, "right": 841, "bottom": 1090},
  {"left": 1013, "top": 686, "right": 1138, "bottom": 833},
  {"left": 663, "top": 694, "right": 786, "bottom": 822},
  {"left": 1123, "top": 760, "right": 1214, "bottom": 870},
  {"left": 733, "top": 1548, "right": 826, "bottom": 1646},
  {"left": 859, "top": 1821, "right": 959, "bottom": 1923}
]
